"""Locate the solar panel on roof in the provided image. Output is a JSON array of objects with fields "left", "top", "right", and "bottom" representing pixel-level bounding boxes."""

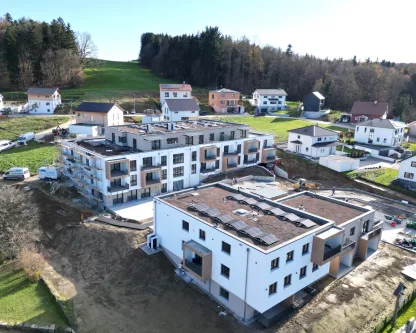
[
  {"left": 188, "top": 203, "right": 209, "bottom": 212},
  {"left": 255, "top": 202, "right": 272, "bottom": 211},
  {"left": 244, "top": 227, "right": 264, "bottom": 238},
  {"left": 269, "top": 208, "right": 286, "bottom": 216},
  {"left": 284, "top": 213, "right": 300, "bottom": 222},
  {"left": 241, "top": 198, "right": 258, "bottom": 205},
  {"left": 298, "top": 219, "right": 317, "bottom": 228},
  {"left": 259, "top": 234, "right": 279, "bottom": 245},
  {"left": 227, "top": 194, "right": 245, "bottom": 201},
  {"left": 229, "top": 220, "right": 248, "bottom": 230},
  {"left": 203, "top": 208, "right": 221, "bottom": 217},
  {"left": 215, "top": 214, "right": 234, "bottom": 223}
]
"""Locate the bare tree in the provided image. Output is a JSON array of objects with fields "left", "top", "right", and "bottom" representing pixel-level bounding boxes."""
[
  {"left": 0, "top": 185, "right": 40, "bottom": 259},
  {"left": 18, "top": 52, "right": 34, "bottom": 89},
  {"left": 76, "top": 32, "right": 98, "bottom": 67}
]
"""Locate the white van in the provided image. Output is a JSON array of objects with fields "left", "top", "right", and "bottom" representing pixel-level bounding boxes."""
[
  {"left": 0, "top": 140, "right": 15, "bottom": 152},
  {"left": 38, "top": 166, "right": 61, "bottom": 180},
  {"left": 3, "top": 167, "right": 31, "bottom": 180},
  {"left": 17, "top": 132, "right": 35, "bottom": 145}
]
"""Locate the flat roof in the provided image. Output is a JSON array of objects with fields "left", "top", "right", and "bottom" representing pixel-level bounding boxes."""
[
  {"left": 70, "top": 139, "right": 139, "bottom": 156},
  {"left": 279, "top": 192, "right": 369, "bottom": 225},
  {"left": 161, "top": 185, "right": 331, "bottom": 250},
  {"left": 72, "top": 123, "right": 98, "bottom": 127},
  {"left": 318, "top": 228, "right": 342, "bottom": 239},
  {"left": 252, "top": 187, "right": 287, "bottom": 199}
]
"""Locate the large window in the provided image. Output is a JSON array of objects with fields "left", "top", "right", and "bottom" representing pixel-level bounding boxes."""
[
  {"left": 182, "top": 220, "right": 189, "bottom": 231},
  {"left": 130, "top": 160, "right": 137, "bottom": 171},
  {"left": 173, "top": 180, "right": 184, "bottom": 191},
  {"left": 269, "top": 282, "right": 277, "bottom": 295},
  {"left": 185, "top": 136, "right": 193, "bottom": 145},
  {"left": 118, "top": 136, "right": 127, "bottom": 143},
  {"left": 191, "top": 164, "right": 196, "bottom": 174},
  {"left": 404, "top": 172, "right": 414, "bottom": 179},
  {"left": 300, "top": 266, "right": 307, "bottom": 279},
  {"left": 151, "top": 140, "right": 160, "bottom": 150},
  {"left": 161, "top": 155, "right": 167, "bottom": 166},
  {"left": 271, "top": 257, "right": 279, "bottom": 270},
  {"left": 173, "top": 153, "right": 184, "bottom": 164},
  {"left": 161, "top": 183, "right": 167, "bottom": 193},
  {"left": 173, "top": 166, "right": 184, "bottom": 177},
  {"left": 221, "top": 264, "right": 230, "bottom": 279},
  {"left": 143, "top": 157, "right": 152, "bottom": 167},
  {"left": 167, "top": 138, "right": 179, "bottom": 144},
  {"left": 130, "top": 175, "right": 137, "bottom": 186},
  {"left": 219, "top": 287, "right": 229, "bottom": 301},
  {"left": 286, "top": 250, "right": 294, "bottom": 262},
  {"left": 192, "top": 151, "right": 197, "bottom": 161},
  {"left": 284, "top": 274, "right": 292, "bottom": 287},
  {"left": 162, "top": 169, "right": 167, "bottom": 180},
  {"left": 302, "top": 243, "right": 309, "bottom": 255},
  {"left": 222, "top": 241, "right": 231, "bottom": 254}
]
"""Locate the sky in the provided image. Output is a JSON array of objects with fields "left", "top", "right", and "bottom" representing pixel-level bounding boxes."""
[{"left": 3, "top": 0, "right": 416, "bottom": 63}]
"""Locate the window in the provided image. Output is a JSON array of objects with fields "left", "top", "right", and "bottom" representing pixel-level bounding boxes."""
[
  {"left": 269, "top": 282, "right": 277, "bottom": 295},
  {"left": 167, "top": 138, "right": 178, "bottom": 144},
  {"left": 286, "top": 250, "right": 294, "bottom": 262},
  {"left": 173, "top": 92, "right": 177, "bottom": 97},
  {"left": 300, "top": 266, "right": 307, "bottom": 279},
  {"left": 46, "top": 102, "right": 50, "bottom": 106},
  {"left": 221, "top": 264, "right": 230, "bottom": 278},
  {"left": 264, "top": 96, "right": 268, "bottom": 98},
  {"left": 222, "top": 241, "right": 231, "bottom": 254},
  {"left": 237, "top": 144, "right": 241, "bottom": 153},
  {"left": 130, "top": 160, "right": 137, "bottom": 171},
  {"left": 183, "top": 92, "right": 188, "bottom": 97},
  {"left": 211, "top": 94, "right": 214, "bottom": 99},
  {"left": 357, "top": 127, "right": 359, "bottom": 132},
  {"left": 404, "top": 172, "right": 414, "bottom": 179},
  {"left": 221, "top": 100, "right": 225, "bottom": 105},
  {"left": 220, "top": 132, "right": 225, "bottom": 141},
  {"left": 162, "top": 169, "right": 167, "bottom": 180},
  {"left": 191, "top": 164, "right": 196, "bottom": 174},
  {"left": 161, "top": 183, "right": 167, "bottom": 193},
  {"left": 377, "top": 138, "right": 380, "bottom": 142},
  {"left": 161, "top": 155, "right": 167, "bottom": 166},
  {"left": 224, "top": 145, "right": 229, "bottom": 153},
  {"left": 173, "top": 179, "right": 184, "bottom": 191},
  {"left": 143, "top": 157, "right": 152, "bottom": 167},
  {"left": 77, "top": 113, "right": 81, "bottom": 117},
  {"left": 271, "top": 257, "right": 279, "bottom": 270},
  {"left": 383, "top": 138, "right": 387, "bottom": 143},
  {"left": 151, "top": 140, "right": 160, "bottom": 150},
  {"left": 165, "top": 92, "right": 169, "bottom": 97},
  {"left": 215, "top": 160, "right": 219, "bottom": 169},
  {"left": 209, "top": 133, "right": 214, "bottom": 141},
  {"left": 219, "top": 287, "right": 229, "bottom": 301},
  {"left": 133, "top": 139, "right": 137, "bottom": 149},
  {"left": 182, "top": 220, "right": 189, "bottom": 231},
  {"left": 185, "top": 136, "right": 193, "bottom": 145},
  {"left": 317, "top": 137, "right": 322, "bottom": 142},
  {"left": 297, "top": 135, "right": 300, "bottom": 139},
  {"left": 199, "top": 229, "right": 206, "bottom": 240},
  {"left": 232, "top": 93, "right": 235, "bottom": 97},
  {"left": 230, "top": 131, "right": 235, "bottom": 140},
  {"left": 130, "top": 175, "right": 137, "bottom": 186},
  {"left": 192, "top": 151, "right": 197, "bottom": 161},
  {"left": 118, "top": 136, "right": 127, "bottom": 143},
  {"left": 364, "top": 127, "right": 367, "bottom": 133},
  {"left": 302, "top": 243, "right": 309, "bottom": 255},
  {"left": 284, "top": 274, "right": 292, "bottom": 287},
  {"left": 173, "top": 153, "right": 184, "bottom": 164},
  {"left": 312, "top": 264, "right": 319, "bottom": 271},
  {"left": 320, "top": 148, "right": 325, "bottom": 153},
  {"left": 91, "top": 115, "right": 94, "bottom": 121},
  {"left": 412, "top": 161, "right": 416, "bottom": 167},
  {"left": 173, "top": 166, "right": 184, "bottom": 177},
  {"left": 263, "top": 101, "right": 267, "bottom": 105},
  {"left": 306, "top": 147, "right": 309, "bottom": 152},
  {"left": 350, "top": 227, "right": 355, "bottom": 236},
  {"left": 199, "top": 135, "right": 204, "bottom": 144},
  {"left": 221, "top": 93, "right": 225, "bottom": 97}
]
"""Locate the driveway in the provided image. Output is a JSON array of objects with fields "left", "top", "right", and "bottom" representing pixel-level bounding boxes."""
[{"left": 358, "top": 157, "right": 397, "bottom": 170}]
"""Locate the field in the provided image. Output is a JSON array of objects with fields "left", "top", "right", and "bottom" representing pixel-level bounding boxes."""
[
  {"left": 0, "top": 141, "right": 59, "bottom": 174},
  {"left": 0, "top": 116, "right": 69, "bottom": 140},
  {"left": 215, "top": 116, "right": 348, "bottom": 142},
  {"left": 347, "top": 168, "right": 399, "bottom": 186},
  {"left": 0, "top": 262, "right": 67, "bottom": 326}
]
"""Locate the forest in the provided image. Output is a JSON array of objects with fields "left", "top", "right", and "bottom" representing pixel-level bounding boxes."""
[
  {"left": 139, "top": 27, "right": 416, "bottom": 121},
  {"left": 0, "top": 13, "right": 95, "bottom": 91}
]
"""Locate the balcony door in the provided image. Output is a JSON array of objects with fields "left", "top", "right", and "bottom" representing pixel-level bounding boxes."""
[{"left": 362, "top": 220, "right": 369, "bottom": 234}]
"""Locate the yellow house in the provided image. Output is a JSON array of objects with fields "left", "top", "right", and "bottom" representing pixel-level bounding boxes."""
[
  {"left": 208, "top": 88, "right": 242, "bottom": 114},
  {"left": 75, "top": 102, "right": 124, "bottom": 127}
]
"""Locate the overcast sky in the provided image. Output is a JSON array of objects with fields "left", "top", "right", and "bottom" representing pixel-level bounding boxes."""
[{"left": 4, "top": 0, "right": 415, "bottom": 63}]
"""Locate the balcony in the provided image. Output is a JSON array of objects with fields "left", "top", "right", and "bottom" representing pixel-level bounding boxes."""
[
  {"left": 110, "top": 170, "right": 128, "bottom": 178},
  {"left": 183, "top": 240, "right": 212, "bottom": 281},
  {"left": 200, "top": 146, "right": 217, "bottom": 163},
  {"left": 200, "top": 167, "right": 217, "bottom": 174},
  {"left": 262, "top": 147, "right": 276, "bottom": 163},
  {"left": 243, "top": 159, "right": 257, "bottom": 165},
  {"left": 341, "top": 239, "right": 356, "bottom": 255},
  {"left": 105, "top": 159, "right": 130, "bottom": 180},
  {"left": 141, "top": 169, "right": 162, "bottom": 188},
  {"left": 141, "top": 163, "right": 161, "bottom": 171},
  {"left": 243, "top": 139, "right": 260, "bottom": 155},
  {"left": 222, "top": 155, "right": 238, "bottom": 172},
  {"left": 362, "top": 222, "right": 383, "bottom": 241},
  {"left": 311, "top": 227, "right": 343, "bottom": 265},
  {"left": 358, "top": 221, "right": 382, "bottom": 259},
  {"left": 323, "top": 245, "right": 342, "bottom": 261},
  {"left": 223, "top": 150, "right": 238, "bottom": 156},
  {"left": 107, "top": 183, "right": 129, "bottom": 193}
]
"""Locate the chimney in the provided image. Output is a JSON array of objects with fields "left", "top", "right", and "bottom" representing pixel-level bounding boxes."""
[
  {"left": 374, "top": 101, "right": 378, "bottom": 105},
  {"left": 183, "top": 81, "right": 186, "bottom": 85}
]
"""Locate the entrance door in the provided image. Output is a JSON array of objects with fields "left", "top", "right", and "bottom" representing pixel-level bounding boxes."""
[{"left": 295, "top": 145, "right": 301, "bottom": 153}]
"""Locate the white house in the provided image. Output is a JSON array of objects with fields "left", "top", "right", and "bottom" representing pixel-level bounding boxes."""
[
  {"left": 396, "top": 155, "right": 416, "bottom": 189},
  {"left": 354, "top": 119, "right": 406, "bottom": 148},
  {"left": 159, "top": 83, "right": 192, "bottom": 106},
  {"left": 0, "top": 94, "right": 4, "bottom": 110},
  {"left": 60, "top": 119, "right": 275, "bottom": 207},
  {"left": 26, "top": 87, "right": 61, "bottom": 114},
  {"left": 150, "top": 184, "right": 380, "bottom": 326},
  {"left": 287, "top": 125, "right": 340, "bottom": 158},
  {"left": 162, "top": 99, "right": 200, "bottom": 121},
  {"left": 252, "top": 89, "right": 287, "bottom": 112}
]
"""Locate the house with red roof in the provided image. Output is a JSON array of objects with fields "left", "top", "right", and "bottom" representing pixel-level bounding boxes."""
[{"left": 350, "top": 101, "right": 388, "bottom": 123}]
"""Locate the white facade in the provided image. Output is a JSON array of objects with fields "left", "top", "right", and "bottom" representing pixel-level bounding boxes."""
[
  {"left": 287, "top": 132, "right": 339, "bottom": 158},
  {"left": 252, "top": 90, "right": 287, "bottom": 111},
  {"left": 319, "top": 155, "right": 359, "bottom": 172},
  {"left": 28, "top": 90, "right": 61, "bottom": 114},
  {"left": 69, "top": 124, "right": 100, "bottom": 137},
  {"left": 162, "top": 100, "right": 199, "bottom": 121},
  {"left": 398, "top": 156, "right": 416, "bottom": 183},
  {"left": 354, "top": 122, "right": 405, "bottom": 147},
  {"left": 160, "top": 88, "right": 192, "bottom": 106}
]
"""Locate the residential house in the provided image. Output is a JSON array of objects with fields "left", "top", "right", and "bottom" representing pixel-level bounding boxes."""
[
  {"left": 350, "top": 101, "right": 388, "bottom": 123},
  {"left": 60, "top": 119, "right": 275, "bottom": 207},
  {"left": 26, "top": 87, "right": 61, "bottom": 114},
  {"left": 396, "top": 155, "right": 416, "bottom": 189},
  {"left": 287, "top": 125, "right": 340, "bottom": 158},
  {"left": 159, "top": 83, "right": 192, "bottom": 106},
  {"left": 354, "top": 119, "right": 406, "bottom": 148},
  {"left": 209, "top": 88, "right": 242, "bottom": 114},
  {"left": 407, "top": 121, "right": 416, "bottom": 138},
  {"left": 252, "top": 89, "right": 287, "bottom": 112},
  {"left": 162, "top": 99, "right": 200, "bottom": 121},
  {"left": 303, "top": 92, "right": 325, "bottom": 112},
  {"left": 150, "top": 184, "right": 381, "bottom": 326}
]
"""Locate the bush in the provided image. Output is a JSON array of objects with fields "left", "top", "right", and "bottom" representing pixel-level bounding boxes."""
[{"left": 18, "top": 246, "right": 45, "bottom": 283}]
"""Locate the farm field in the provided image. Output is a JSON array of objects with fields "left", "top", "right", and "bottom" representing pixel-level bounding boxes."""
[
  {"left": 0, "top": 262, "right": 67, "bottom": 327},
  {"left": 0, "top": 116, "right": 68, "bottom": 140},
  {"left": 215, "top": 116, "right": 348, "bottom": 142}
]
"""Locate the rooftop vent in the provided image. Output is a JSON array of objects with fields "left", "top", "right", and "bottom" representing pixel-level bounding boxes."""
[
  {"left": 374, "top": 101, "right": 378, "bottom": 105},
  {"left": 233, "top": 208, "right": 248, "bottom": 216}
]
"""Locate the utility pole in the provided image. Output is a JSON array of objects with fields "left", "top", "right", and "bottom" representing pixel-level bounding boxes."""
[{"left": 392, "top": 282, "right": 406, "bottom": 328}]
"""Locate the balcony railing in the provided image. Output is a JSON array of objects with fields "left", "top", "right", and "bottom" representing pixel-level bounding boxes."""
[
  {"left": 264, "top": 155, "right": 275, "bottom": 161},
  {"left": 200, "top": 167, "right": 217, "bottom": 174},
  {"left": 226, "top": 163, "right": 238, "bottom": 169},
  {"left": 141, "top": 163, "right": 161, "bottom": 171},
  {"left": 204, "top": 154, "right": 217, "bottom": 161},
  {"left": 247, "top": 147, "right": 258, "bottom": 153},
  {"left": 362, "top": 222, "right": 383, "bottom": 240},
  {"left": 323, "top": 244, "right": 342, "bottom": 261},
  {"left": 341, "top": 239, "right": 356, "bottom": 254},
  {"left": 223, "top": 151, "right": 238, "bottom": 156},
  {"left": 110, "top": 170, "right": 128, "bottom": 177},
  {"left": 145, "top": 178, "right": 161, "bottom": 185},
  {"left": 184, "top": 259, "right": 202, "bottom": 277},
  {"left": 244, "top": 160, "right": 257, "bottom": 165},
  {"left": 107, "top": 184, "right": 129, "bottom": 193}
]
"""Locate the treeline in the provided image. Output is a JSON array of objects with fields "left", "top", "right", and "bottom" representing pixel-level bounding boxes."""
[
  {"left": 0, "top": 13, "right": 89, "bottom": 90},
  {"left": 139, "top": 27, "right": 416, "bottom": 122}
]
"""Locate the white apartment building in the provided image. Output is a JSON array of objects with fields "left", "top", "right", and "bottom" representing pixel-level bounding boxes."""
[
  {"left": 354, "top": 119, "right": 406, "bottom": 148},
  {"left": 60, "top": 120, "right": 275, "bottom": 207},
  {"left": 252, "top": 89, "right": 287, "bottom": 112},
  {"left": 287, "top": 125, "right": 340, "bottom": 158},
  {"left": 26, "top": 87, "right": 61, "bottom": 114},
  {"left": 162, "top": 99, "right": 200, "bottom": 121},
  {"left": 159, "top": 83, "right": 192, "bottom": 106},
  {"left": 151, "top": 184, "right": 381, "bottom": 327}
]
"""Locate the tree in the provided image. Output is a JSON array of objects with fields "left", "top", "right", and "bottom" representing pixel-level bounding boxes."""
[
  {"left": 352, "top": 55, "right": 357, "bottom": 66},
  {"left": 0, "top": 185, "right": 40, "bottom": 259},
  {"left": 286, "top": 44, "right": 293, "bottom": 56},
  {"left": 76, "top": 32, "right": 98, "bottom": 67}
]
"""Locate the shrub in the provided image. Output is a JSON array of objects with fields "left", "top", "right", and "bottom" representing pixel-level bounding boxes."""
[{"left": 18, "top": 246, "right": 45, "bottom": 283}]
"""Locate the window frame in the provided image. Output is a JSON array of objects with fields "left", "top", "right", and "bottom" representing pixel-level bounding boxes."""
[
  {"left": 300, "top": 266, "right": 307, "bottom": 279},
  {"left": 286, "top": 250, "right": 294, "bottom": 262},
  {"left": 199, "top": 229, "right": 206, "bottom": 241},
  {"left": 221, "top": 264, "right": 230, "bottom": 279},
  {"left": 269, "top": 282, "right": 277, "bottom": 295},
  {"left": 271, "top": 257, "right": 279, "bottom": 270},
  {"left": 221, "top": 241, "right": 231, "bottom": 255},
  {"left": 284, "top": 274, "right": 292, "bottom": 287},
  {"left": 182, "top": 220, "right": 189, "bottom": 231},
  {"left": 219, "top": 287, "right": 229, "bottom": 301},
  {"left": 302, "top": 243, "right": 309, "bottom": 255}
]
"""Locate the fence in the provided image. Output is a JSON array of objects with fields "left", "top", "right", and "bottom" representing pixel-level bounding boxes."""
[{"left": 372, "top": 288, "right": 416, "bottom": 333}]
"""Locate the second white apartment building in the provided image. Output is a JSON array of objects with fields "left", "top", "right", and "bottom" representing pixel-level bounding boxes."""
[{"left": 60, "top": 120, "right": 275, "bottom": 207}]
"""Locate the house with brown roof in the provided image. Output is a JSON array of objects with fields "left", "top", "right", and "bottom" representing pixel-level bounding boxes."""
[
  {"left": 162, "top": 99, "right": 200, "bottom": 121},
  {"left": 208, "top": 88, "right": 243, "bottom": 114},
  {"left": 26, "top": 87, "right": 61, "bottom": 114},
  {"left": 350, "top": 101, "right": 388, "bottom": 123},
  {"left": 159, "top": 83, "right": 192, "bottom": 106}
]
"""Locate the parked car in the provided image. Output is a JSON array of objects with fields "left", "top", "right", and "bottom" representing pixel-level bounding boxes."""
[
  {"left": 38, "top": 166, "right": 61, "bottom": 180},
  {"left": 199, "top": 111, "right": 208, "bottom": 116},
  {"left": 0, "top": 140, "right": 15, "bottom": 153},
  {"left": 130, "top": 109, "right": 136, "bottom": 114},
  {"left": 17, "top": 132, "right": 35, "bottom": 145},
  {"left": 3, "top": 167, "right": 30, "bottom": 180}
]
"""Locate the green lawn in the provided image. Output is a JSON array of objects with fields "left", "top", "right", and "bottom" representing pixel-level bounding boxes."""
[
  {"left": 347, "top": 168, "right": 399, "bottom": 186},
  {"left": 402, "top": 142, "right": 416, "bottom": 151},
  {"left": 0, "top": 116, "right": 68, "bottom": 140},
  {"left": 0, "top": 262, "right": 67, "bottom": 326},
  {"left": 380, "top": 296, "right": 416, "bottom": 333},
  {"left": 215, "top": 117, "right": 348, "bottom": 142},
  {"left": 336, "top": 145, "right": 362, "bottom": 154},
  {"left": 0, "top": 141, "right": 59, "bottom": 174}
]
